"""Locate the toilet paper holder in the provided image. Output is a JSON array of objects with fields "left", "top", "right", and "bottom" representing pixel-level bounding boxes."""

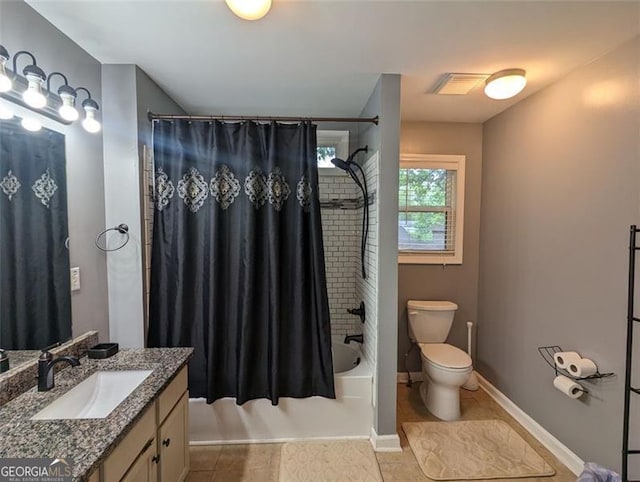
[{"left": 538, "top": 345, "right": 615, "bottom": 382}]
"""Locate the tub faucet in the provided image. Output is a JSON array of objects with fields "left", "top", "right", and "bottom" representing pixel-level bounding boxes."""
[
  {"left": 38, "top": 350, "right": 80, "bottom": 392},
  {"left": 344, "top": 334, "right": 363, "bottom": 344}
]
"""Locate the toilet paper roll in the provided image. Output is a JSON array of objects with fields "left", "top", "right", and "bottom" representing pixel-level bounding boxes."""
[
  {"left": 553, "top": 375, "right": 584, "bottom": 399},
  {"left": 553, "top": 351, "right": 580, "bottom": 369},
  {"left": 567, "top": 358, "right": 598, "bottom": 378}
]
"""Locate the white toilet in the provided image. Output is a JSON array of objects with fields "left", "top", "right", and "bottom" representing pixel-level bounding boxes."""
[{"left": 408, "top": 300, "right": 472, "bottom": 421}]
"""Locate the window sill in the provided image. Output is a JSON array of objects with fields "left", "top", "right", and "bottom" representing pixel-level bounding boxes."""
[{"left": 398, "top": 253, "right": 463, "bottom": 265}]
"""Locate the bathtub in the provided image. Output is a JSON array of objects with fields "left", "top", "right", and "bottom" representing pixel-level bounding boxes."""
[{"left": 189, "top": 336, "right": 373, "bottom": 444}]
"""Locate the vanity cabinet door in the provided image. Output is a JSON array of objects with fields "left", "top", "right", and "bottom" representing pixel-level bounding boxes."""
[
  {"left": 103, "top": 407, "right": 156, "bottom": 482},
  {"left": 121, "top": 438, "right": 158, "bottom": 482},
  {"left": 158, "top": 392, "right": 189, "bottom": 482}
]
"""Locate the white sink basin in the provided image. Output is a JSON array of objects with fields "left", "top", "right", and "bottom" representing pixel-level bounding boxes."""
[{"left": 32, "top": 370, "right": 153, "bottom": 420}]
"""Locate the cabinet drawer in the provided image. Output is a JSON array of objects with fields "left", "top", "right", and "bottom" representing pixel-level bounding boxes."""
[
  {"left": 103, "top": 406, "right": 156, "bottom": 482},
  {"left": 158, "top": 366, "right": 187, "bottom": 424}
]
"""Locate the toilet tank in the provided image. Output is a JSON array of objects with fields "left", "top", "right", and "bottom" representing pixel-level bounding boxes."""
[{"left": 407, "top": 301, "right": 458, "bottom": 343}]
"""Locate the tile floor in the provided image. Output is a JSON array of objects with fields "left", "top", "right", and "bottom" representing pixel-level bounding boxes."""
[{"left": 187, "top": 382, "right": 576, "bottom": 481}]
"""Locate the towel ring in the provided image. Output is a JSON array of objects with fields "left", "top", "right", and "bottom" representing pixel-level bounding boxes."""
[{"left": 95, "top": 224, "right": 130, "bottom": 252}]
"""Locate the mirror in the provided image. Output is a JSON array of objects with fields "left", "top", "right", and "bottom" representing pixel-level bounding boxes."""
[{"left": 0, "top": 117, "right": 72, "bottom": 356}]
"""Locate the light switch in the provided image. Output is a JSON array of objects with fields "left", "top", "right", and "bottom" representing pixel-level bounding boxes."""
[{"left": 70, "top": 267, "right": 80, "bottom": 291}]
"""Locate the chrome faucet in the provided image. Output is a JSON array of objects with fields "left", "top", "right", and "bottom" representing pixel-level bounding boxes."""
[
  {"left": 38, "top": 350, "right": 80, "bottom": 391},
  {"left": 344, "top": 334, "right": 364, "bottom": 344}
]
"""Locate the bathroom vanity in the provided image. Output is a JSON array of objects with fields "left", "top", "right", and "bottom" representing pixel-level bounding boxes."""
[{"left": 0, "top": 347, "right": 193, "bottom": 482}]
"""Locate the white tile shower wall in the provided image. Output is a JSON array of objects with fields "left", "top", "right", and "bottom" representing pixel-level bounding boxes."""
[
  {"left": 319, "top": 173, "right": 363, "bottom": 336},
  {"left": 142, "top": 145, "right": 154, "bottom": 317},
  {"left": 355, "top": 153, "right": 379, "bottom": 371}
]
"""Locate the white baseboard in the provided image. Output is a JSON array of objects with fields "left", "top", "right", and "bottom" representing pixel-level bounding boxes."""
[
  {"left": 476, "top": 372, "right": 584, "bottom": 476},
  {"left": 191, "top": 435, "right": 369, "bottom": 446},
  {"left": 397, "top": 371, "right": 423, "bottom": 383},
  {"left": 370, "top": 427, "right": 402, "bottom": 452}
]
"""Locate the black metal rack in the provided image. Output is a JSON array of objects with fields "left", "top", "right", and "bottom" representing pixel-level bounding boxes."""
[
  {"left": 537, "top": 346, "right": 614, "bottom": 393},
  {"left": 623, "top": 225, "right": 640, "bottom": 482}
]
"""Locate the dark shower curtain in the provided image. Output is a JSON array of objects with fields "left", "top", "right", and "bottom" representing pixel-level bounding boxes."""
[
  {"left": 148, "top": 120, "right": 335, "bottom": 405},
  {"left": 0, "top": 119, "right": 71, "bottom": 350}
]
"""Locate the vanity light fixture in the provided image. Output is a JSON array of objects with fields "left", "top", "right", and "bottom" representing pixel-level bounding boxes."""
[
  {"left": 21, "top": 117, "right": 42, "bottom": 132},
  {"left": 47, "top": 72, "right": 78, "bottom": 122},
  {"left": 77, "top": 87, "right": 101, "bottom": 133},
  {"left": 484, "top": 68, "right": 527, "bottom": 100},
  {"left": 0, "top": 45, "right": 11, "bottom": 93},
  {"left": 0, "top": 44, "right": 101, "bottom": 133},
  {"left": 225, "top": 0, "right": 272, "bottom": 20},
  {"left": 13, "top": 51, "right": 48, "bottom": 109}
]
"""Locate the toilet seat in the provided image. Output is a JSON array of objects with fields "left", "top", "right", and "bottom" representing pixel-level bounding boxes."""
[{"left": 419, "top": 343, "right": 472, "bottom": 370}]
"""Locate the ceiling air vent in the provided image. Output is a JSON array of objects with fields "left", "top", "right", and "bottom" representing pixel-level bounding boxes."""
[{"left": 432, "top": 73, "right": 488, "bottom": 95}]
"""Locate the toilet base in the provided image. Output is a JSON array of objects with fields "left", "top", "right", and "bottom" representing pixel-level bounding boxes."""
[{"left": 420, "top": 378, "right": 462, "bottom": 421}]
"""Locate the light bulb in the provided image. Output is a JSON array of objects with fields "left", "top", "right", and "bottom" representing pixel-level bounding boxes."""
[
  {"left": 0, "top": 63, "right": 11, "bottom": 93},
  {"left": 82, "top": 105, "right": 101, "bottom": 133},
  {"left": 23, "top": 74, "right": 47, "bottom": 108},
  {"left": 59, "top": 91, "right": 79, "bottom": 121},
  {"left": 0, "top": 104, "right": 13, "bottom": 120},
  {"left": 21, "top": 117, "right": 42, "bottom": 132},
  {"left": 225, "top": 0, "right": 272, "bottom": 20},
  {"left": 484, "top": 69, "right": 527, "bottom": 100}
]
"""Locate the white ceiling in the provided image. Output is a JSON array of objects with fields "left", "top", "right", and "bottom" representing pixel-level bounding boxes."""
[{"left": 25, "top": 0, "right": 640, "bottom": 123}]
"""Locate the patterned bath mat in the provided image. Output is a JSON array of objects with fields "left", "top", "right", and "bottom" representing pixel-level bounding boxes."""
[
  {"left": 402, "top": 420, "right": 555, "bottom": 480},
  {"left": 279, "top": 440, "right": 383, "bottom": 482}
]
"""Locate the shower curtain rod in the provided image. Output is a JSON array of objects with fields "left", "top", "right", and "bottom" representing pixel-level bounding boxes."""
[{"left": 147, "top": 111, "right": 379, "bottom": 125}]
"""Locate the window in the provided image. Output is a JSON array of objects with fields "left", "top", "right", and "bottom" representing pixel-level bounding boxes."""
[
  {"left": 317, "top": 130, "right": 349, "bottom": 169},
  {"left": 398, "top": 154, "right": 465, "bottom": 264}
]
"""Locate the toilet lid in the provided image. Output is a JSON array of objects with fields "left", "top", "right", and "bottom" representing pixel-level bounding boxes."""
[
  {"left": 407, "top": 300, "right": 458, "bottom": 311},
  {"left": 419, "top": 343, "right": 472, "bottom": 369}
]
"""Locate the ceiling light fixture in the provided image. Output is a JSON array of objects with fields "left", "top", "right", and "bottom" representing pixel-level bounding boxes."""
[
  {"left": 0, "top": 44, "right": 100, "bottom": 133},
  {"left": 225, "top": 0, "right": 272, "bottom": 21},
  {"left": 484, "top": 68, "right": 527, "bottom": 100}
]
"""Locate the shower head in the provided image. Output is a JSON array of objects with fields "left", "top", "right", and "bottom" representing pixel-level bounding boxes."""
[
  {"left": 330, "top": 145, "right": 369, "bottom": 172},
  {"left": 330, "top": 157, "right": 351, "bottom": 171}
]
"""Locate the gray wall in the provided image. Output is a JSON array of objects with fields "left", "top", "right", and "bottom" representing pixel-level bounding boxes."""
[
  {"left": 102, "top": 64, "right": 185, "bottom": 348},
  {"left": 360, "top": 74, "right": 401, "bottom": 437},
  {"left": 0, "top": 1, "right": 109, "bottom": 341},
  {"left": 398, "top": 122, "right": 483, "bottom": 372},
  {"left": 478, "top": 36, "right": 640, "bottom": 471},
  {"left": 135, "top": 66, "right": 186, "bottom": 158}
]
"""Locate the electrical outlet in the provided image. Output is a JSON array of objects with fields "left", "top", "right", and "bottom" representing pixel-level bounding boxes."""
[{"left": 70, "top": 267, "right": 80, "bottom": 292}]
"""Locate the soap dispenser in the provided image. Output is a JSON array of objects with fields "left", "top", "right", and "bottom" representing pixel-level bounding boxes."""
[{"left": 0, "top": 349, "right": 8, "bottom": 373}]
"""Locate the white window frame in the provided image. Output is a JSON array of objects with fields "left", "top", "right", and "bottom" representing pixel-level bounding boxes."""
[
  {"left": 398, "top": 153, "right": 465, "bottom": 265},
  {"left": 317, "top": 130, "right": 349, "bottom": 174}
]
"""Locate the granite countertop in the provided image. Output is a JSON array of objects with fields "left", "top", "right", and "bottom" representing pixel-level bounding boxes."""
[
  {"left": 0, "top": 347, "right": 193, "bottom": 481},
  {"left": 2, "top": 350, "right": 39, "bottom": 370}
]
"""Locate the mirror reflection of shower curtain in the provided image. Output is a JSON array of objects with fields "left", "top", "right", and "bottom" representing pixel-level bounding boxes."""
[
  {"left": 148, "top": 120, "right": 335, "bottom": 405},
  {"left": 0, "top": 119, "right": 71, "bottom": 350}
]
